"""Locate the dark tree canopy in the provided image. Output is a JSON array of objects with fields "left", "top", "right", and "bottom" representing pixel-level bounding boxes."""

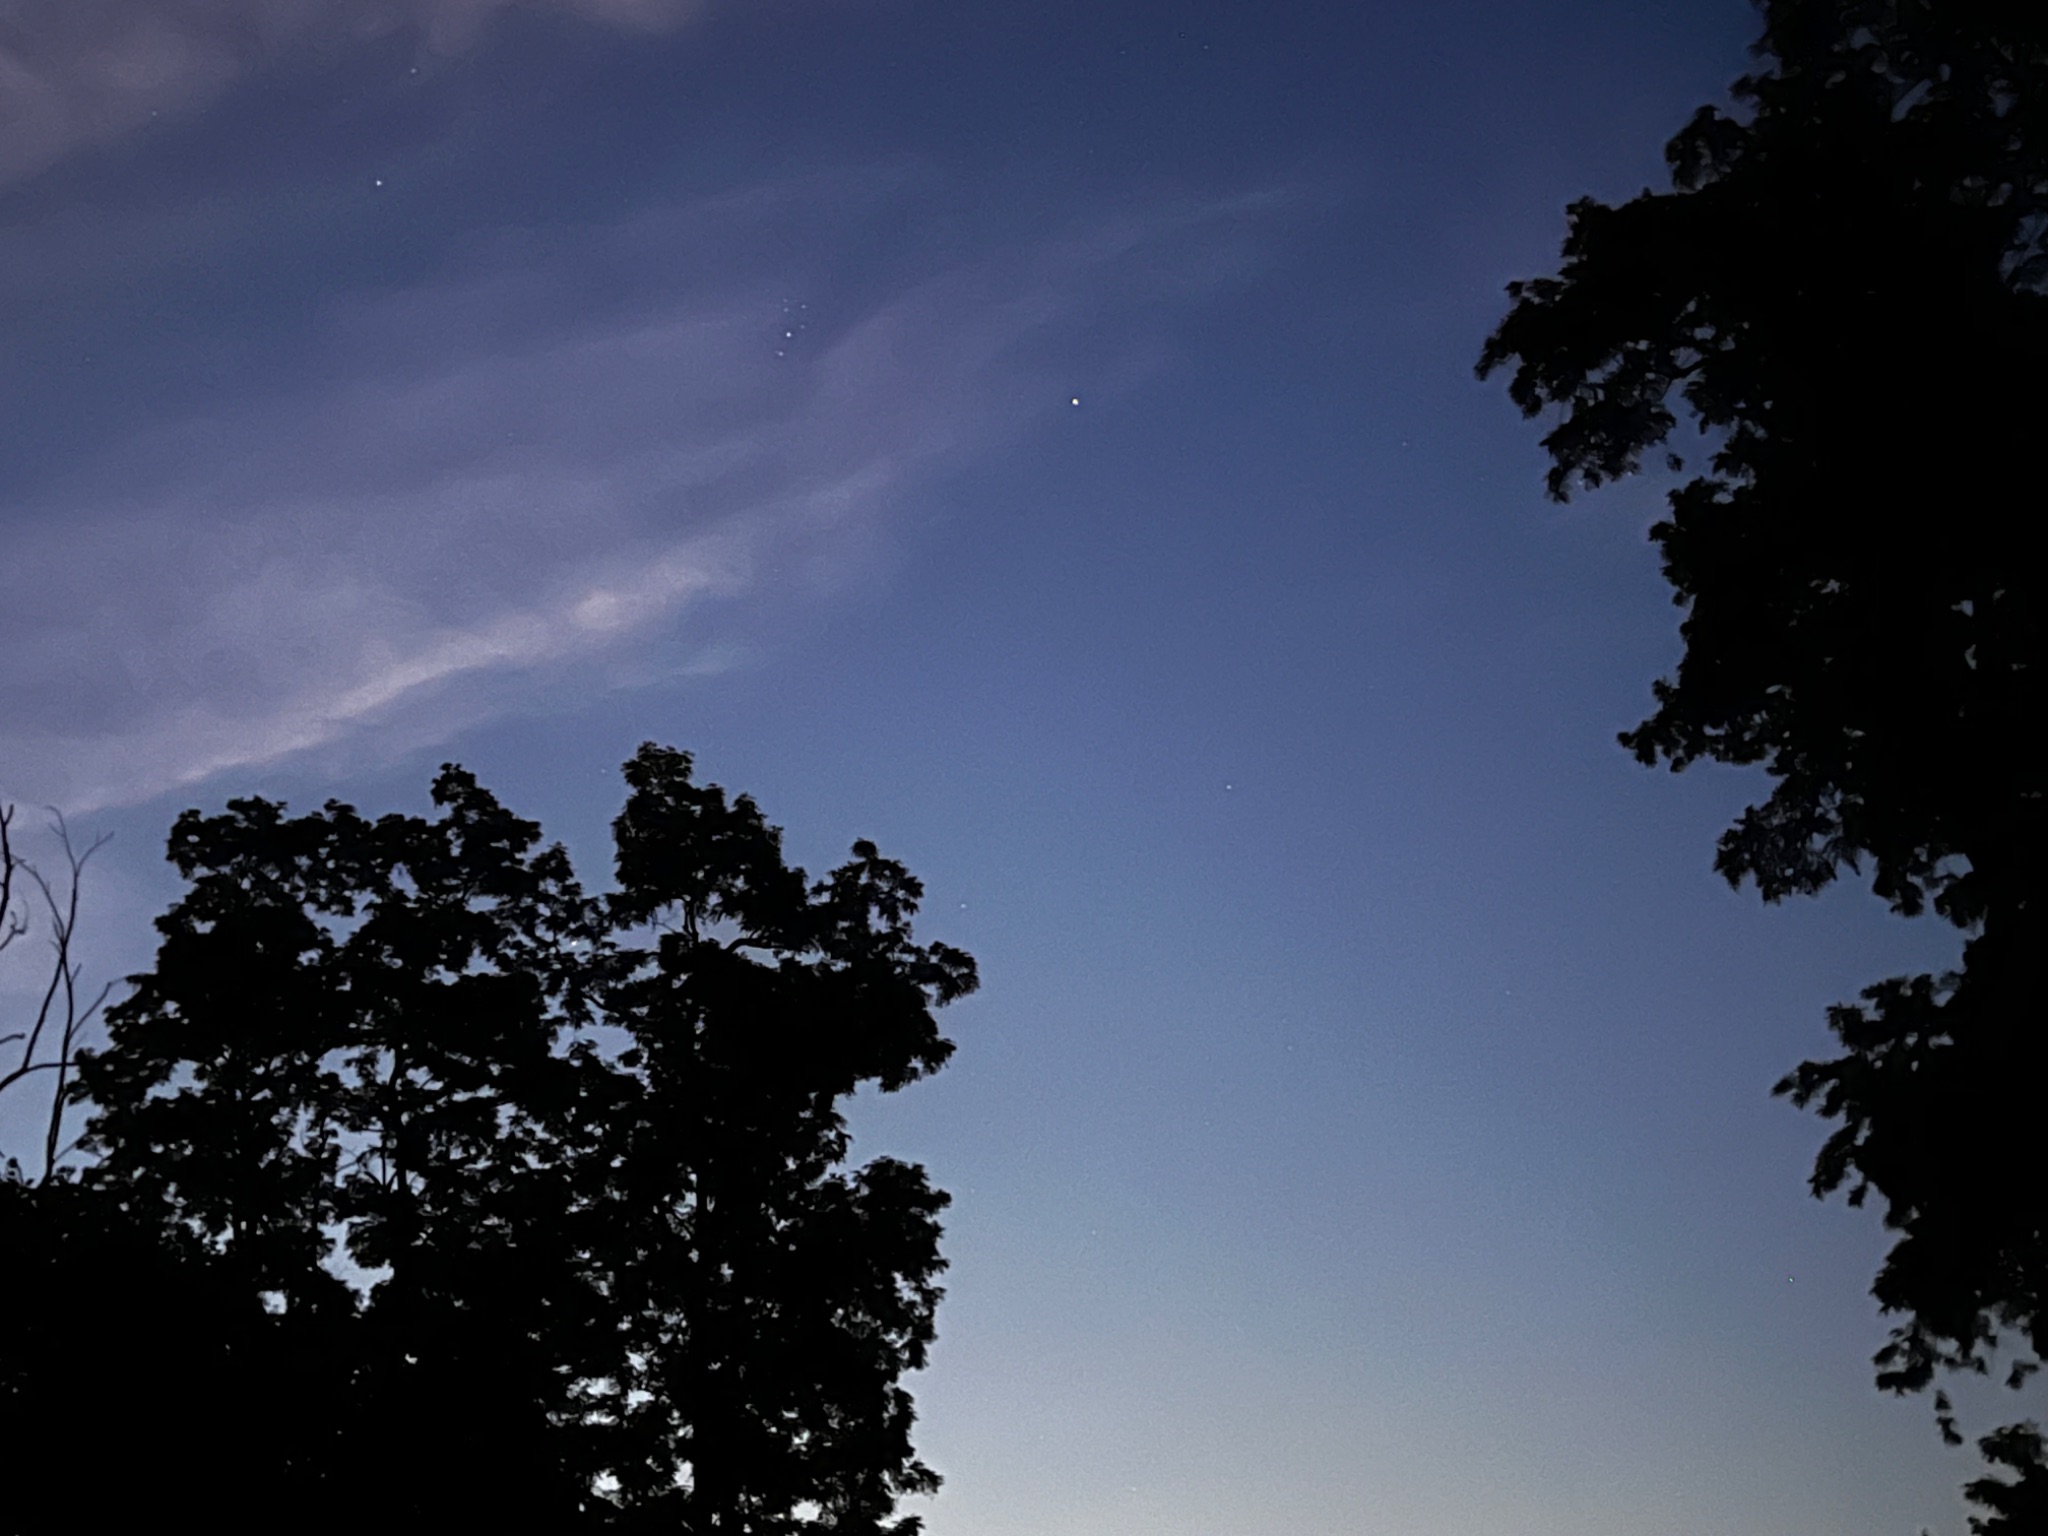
[
  {"left": 1479, "top": 0, "right": 2043, "bottom": 1501},
  {"left": 0, "top": 745, "right": 975, "bottom": 1535}
]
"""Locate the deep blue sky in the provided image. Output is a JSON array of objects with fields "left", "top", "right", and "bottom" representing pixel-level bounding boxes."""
[{"left": 0, "top": 2, "right": 2009, "bottom": 1530}]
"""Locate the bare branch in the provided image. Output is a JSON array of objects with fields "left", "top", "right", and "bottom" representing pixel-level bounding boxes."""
[
  {"left": 0, "top": 805, "right": 21, "bottom": 959},
  {"left": 0, "top": 1059, "right": 68, "bottom": 1093},
  {"left": 1, "top": 802, "right": 113, "bottom": 1185},
  {"left": 47, "top": 975, "right": 113, "bottom": 1182}
]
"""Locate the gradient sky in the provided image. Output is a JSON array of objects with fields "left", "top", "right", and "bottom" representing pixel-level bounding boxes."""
[{"left": 0, "top": 2, "right": 2014, "bottom": 1531}]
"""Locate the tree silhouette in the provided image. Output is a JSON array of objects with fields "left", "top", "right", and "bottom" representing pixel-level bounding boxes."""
[
  {"left": 586, "top": 746, "right": 972, "bottom": 1533},
  {"left": 1478, "top": 0, "right": 2043, "bottom": 1510},
  {"left": 1, "top": 745, "right": 973, "bottom": 1533}
]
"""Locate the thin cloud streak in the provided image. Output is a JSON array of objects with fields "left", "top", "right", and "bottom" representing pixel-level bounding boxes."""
[
  {"left": 60, "top": 534, "right": 749, "bottom": 808},
  {"left": 0, "top": 0, "right": 700, "bottom": 189},
  {"left": 0, "top": 179, "right": 1290, "bottom": 811}
]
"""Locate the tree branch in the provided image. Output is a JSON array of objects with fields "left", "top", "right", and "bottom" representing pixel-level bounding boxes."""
[{"left": 0, "top": 804, "right": 112, "bottom": 1184}]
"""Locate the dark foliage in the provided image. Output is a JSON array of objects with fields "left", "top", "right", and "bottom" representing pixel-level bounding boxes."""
[
  {"left": 1479, "top": 0, "right": 2044, "bottom": 1495},
  {"left": 1965, "top": 1421, "right": 2048, "bottom": 1534},
  {"left": 0, "top": 745, "right": 974, "bottom": 1534}
]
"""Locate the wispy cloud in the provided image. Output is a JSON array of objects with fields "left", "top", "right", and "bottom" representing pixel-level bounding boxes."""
[
  {"left": 0, "top": 0, "right": 699, "bottom": 189},
  {"left": 0, "top": 173, "right": 1292, "bottom": 811}
]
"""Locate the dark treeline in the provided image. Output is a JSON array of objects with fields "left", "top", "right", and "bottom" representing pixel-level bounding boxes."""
[
  {"left": 1, "top": 745, "right": 974, "bottom": 1535},
  {"left": 1482, "top": 1, "right": 2044, "bottom": 1528}
]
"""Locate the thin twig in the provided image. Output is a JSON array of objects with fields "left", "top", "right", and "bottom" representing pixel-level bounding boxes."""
[
  {"left": 0, "top": 805, "right": 23, "bottom": 959},
  {"left": 0, "top": 1059, "right": 66, "bottom": 1093},
  {"left": 0, "top": 806, "right": 113, "bottom": 1184}
]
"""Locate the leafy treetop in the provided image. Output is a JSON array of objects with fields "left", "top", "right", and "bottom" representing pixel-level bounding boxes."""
[
  {"left": 1479, "top": 0, "right": 2044, "bottom": 1512},
  {"left": 3, "top": 744, "right": 974, "bottom": 1536}
]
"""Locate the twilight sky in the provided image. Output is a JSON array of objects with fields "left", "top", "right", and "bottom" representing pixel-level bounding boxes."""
[{"left": 0, "top": 2, "right": 2003, "bottom": 1531}]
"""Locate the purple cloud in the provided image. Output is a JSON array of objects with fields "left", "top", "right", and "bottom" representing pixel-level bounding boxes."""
[
  {"left": 0, "top": 174, "right": 1292, "bottom": 810},
  {"left": 0, "top": 0, "right": 699, "bottom": 189}
]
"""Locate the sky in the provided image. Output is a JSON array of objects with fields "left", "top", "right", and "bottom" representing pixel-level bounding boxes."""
[{"left": 0, "top": 2, "right": 2020, "bottom": 1531}]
